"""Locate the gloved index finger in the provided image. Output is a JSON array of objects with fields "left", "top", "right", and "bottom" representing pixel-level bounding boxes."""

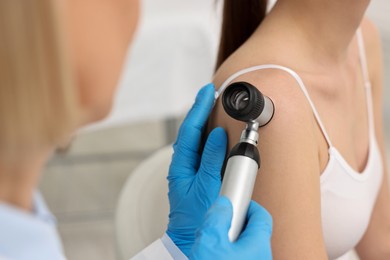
[
  {"left": 171, "top": 83, "right": 216, "bottom": 171},
  {"left": 178, "top": 83, "right": 215, "bottom": 137}
]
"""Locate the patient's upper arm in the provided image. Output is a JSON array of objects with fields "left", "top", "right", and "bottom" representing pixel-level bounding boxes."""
[{"left": 210, "top": 70, "right": 328, "bottom": 259}]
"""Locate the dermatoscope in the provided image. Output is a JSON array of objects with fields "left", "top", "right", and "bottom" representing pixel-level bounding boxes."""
[{"left": 217, "top": 81, "right": 275, "bottom": 242}]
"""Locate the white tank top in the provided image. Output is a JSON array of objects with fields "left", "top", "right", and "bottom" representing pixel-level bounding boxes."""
[{"left": 217, "top": 29, "right": 383, "bottom": 260}]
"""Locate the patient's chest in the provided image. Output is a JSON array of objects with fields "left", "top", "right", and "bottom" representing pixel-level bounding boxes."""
[{"left": 320, "top": 142, "right": 383, "bottom": 260}]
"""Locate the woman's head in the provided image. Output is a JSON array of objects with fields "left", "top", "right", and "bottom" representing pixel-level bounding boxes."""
[
  {"left": 0, "top": 0, "right": 139, "bottom": 159},
  {"left": 0, "top": 0, "right": 78, "bottom": 158}
]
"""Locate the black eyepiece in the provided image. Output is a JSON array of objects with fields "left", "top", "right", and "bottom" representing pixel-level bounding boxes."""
[{"left": 222, "top": 82, "right": 265, "bottom": 122}]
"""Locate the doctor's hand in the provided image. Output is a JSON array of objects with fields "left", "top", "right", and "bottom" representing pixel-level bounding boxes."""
[
  {"left": 190, "top": 196, "right": 273, "bottom": 260},
  {"left": 166, "top": 83, "right": 227, "bottom": 256}
]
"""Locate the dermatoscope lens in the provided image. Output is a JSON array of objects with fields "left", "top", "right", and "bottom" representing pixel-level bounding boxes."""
[
  {"left": 222, "top": 82, "right": 265, "bottom": 122},
  {"left": 231, "top": 90, "right": 249, "bottom": 110}
]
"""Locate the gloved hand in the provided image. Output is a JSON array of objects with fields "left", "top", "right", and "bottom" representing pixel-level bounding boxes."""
[
  {"left": 190, "top": 196, "right": 273, "bottom": 260},
  {"left": 166, "top": 83, "right": 228, "bottom": 256}
]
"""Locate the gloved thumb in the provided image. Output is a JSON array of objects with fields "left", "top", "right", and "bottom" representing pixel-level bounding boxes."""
[
  {"left": 236, "top": 200, "right": 272, "bottom": 259},
  {"left": 195, "top": 196, "right": 233, "bottom": 242},
  {"left": 198, "top": 127, "right": 227, "bottom": 183},
  {"left": 190, "top": 197, "right": 233, "bottom": 259}
]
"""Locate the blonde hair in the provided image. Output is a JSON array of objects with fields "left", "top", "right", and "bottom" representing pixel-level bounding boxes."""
[{"left": 0, "top": 0, "right": 79, "bottom": 159}]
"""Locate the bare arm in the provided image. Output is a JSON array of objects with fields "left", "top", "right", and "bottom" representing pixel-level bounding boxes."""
[
  {"left": 211, "top": 69, "right": 328, "bottom": 259},
  {"left": 355, "top": 19, "right": 390, "bottom": 259}
]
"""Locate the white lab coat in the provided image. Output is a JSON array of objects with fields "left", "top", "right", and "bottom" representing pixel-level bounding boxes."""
[
  {"left": 132, "top": 239, "right": 174, "bottom": 260},
  {"left": 131, "top": 234, "right": 187, "bottom": 260},
  {"left": 0, "top": 192, "right": 186, "bottom": 260}
]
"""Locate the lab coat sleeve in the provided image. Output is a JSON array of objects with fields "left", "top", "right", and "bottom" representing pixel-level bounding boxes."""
[{"left": 131, "top": 234, "right": 188, "bottom": 260}]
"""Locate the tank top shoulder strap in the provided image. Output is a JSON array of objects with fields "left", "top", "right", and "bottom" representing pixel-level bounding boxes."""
[
  {"left": 356, "top": 28, "right": 376, "bottom": 137},
  {"left": 357, "top": 28, "right": 371, "bottom": 89},
  {"left": 215, "top": 64, "right": 333, "bottom": 147}
]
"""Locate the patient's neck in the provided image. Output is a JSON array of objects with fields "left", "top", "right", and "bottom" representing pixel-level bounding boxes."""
[
  {"left": 0, "top": 151, "right": 50, "bottom": 211},
  {"left": 266, "top": 0, "right": 370, "bottom": 64}
]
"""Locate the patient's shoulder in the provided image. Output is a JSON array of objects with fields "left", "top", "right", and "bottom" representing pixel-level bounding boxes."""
[
  {"left": 212, "top": 63, "right": 318, "bottom": 144},
  {"left": 361, "top": 17, "right": 381, "bottom": 50},
  {"left": 360, "top": 17, "right": 383, "bottom": 91}
]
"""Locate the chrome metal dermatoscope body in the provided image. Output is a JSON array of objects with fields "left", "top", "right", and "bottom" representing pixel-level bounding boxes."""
[{"left": 219, "top": 82, "right": 275, "bottom": 242}]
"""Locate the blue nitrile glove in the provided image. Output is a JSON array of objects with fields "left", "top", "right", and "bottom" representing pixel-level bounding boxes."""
[
  {"left": 166, "top": 83, "right": 228, "bottom": 256},
  {"left": 190, "top": 196, "right": 273, "bottom": 260}
]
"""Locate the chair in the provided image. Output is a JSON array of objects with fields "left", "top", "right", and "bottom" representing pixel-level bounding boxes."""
[{"left": 115, "top": 146, "right": 172, "bottom": 260}]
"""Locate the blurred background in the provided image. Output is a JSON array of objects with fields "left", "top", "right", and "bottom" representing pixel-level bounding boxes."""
[{"left": 39, "top": 0, "right": 390, "bottom": 259}]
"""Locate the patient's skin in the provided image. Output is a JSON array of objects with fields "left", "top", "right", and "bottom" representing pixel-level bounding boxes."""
[
  {"left": 210, "top": 0, "right": 390, "bottom": 259},
  {"left": 0, "top": 0, "right": 140, "bottom": 211}
]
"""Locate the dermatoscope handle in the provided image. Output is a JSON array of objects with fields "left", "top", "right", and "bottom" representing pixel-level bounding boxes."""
[
  {"left": 219, "top": 143, "right": 260, "bottom": 242},
  {"left": 218, "top": 81, "right": 274, "bottom": 242}
]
